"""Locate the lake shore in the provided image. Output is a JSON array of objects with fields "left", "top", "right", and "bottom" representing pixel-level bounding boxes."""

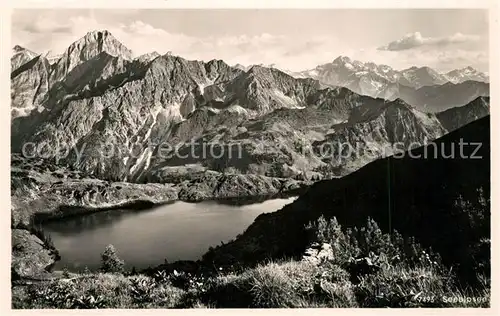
[{"left": 11, "top": 157, "right": 310, "bottom": 279}]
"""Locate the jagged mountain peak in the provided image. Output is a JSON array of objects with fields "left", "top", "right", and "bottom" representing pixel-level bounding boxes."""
[
  {"left": 332, "top": 55, "right": 352, "bottom": 64},
  {"left": 207, "top": 58, "right": 225, "bottom": 65},
  {"left": 402, "top": 66, "right": 439, "bottom": 76},
  {"left": 399, "top": 66, "right": 447, "bottom": 88},
  {"left": 233, "top": 63, "right": 249, "bottom": 71},
  {"left": 135, "top": 51, "right": 161, "bottom": 64},
  {"left": 85, "top": 29, "right": 112, "bottom": 37},
  {"left": 67, "top": 29, "right": 133, "bottom": 59},
  {"left": 13, "top": 45, "right": 30, "bottom": 53},
  {"left": 147, "top": 53, "right": 181, "bottom": 68},
  {"left": 329, "top": 56, "right": 367, "bottom": 70},
  {"left": 78, "top": 29, "right": 118, "bottom": 45},
  {"left": 240, "top": 64, "right": 302, "bottom": 92},
  {"left": 446, "top": 66, "right": 478, "bottom": 74},
  {"left": 12, "top": 45, "right": 38, "bottom": 58},
  {"left": 245, "top": 65, "right": 276, "bottom": 82},
  {"left": 79, "top": 30, "right": 126, "bottom": 48},
  {"left": 205, "top": 58, "right": 234, "bottom": 71},
  {"left": 11, "top": 45, "right": 40, "bottom": 73},
  {"left": 49, "top": 29, "right": 134, "bottom": 82},
  {"left": 246, "top": 64, "right": 294, "bottom": 79},
  {"left": 247, "top": 64, "right": 270, "bottom": 73}
]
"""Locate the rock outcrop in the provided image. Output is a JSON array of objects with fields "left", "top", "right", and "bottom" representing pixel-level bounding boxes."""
[
  {"left": 11, "top": 229, "right": 58, "bottom": 279},
  {"left": 11, "top": 154, "right": 308, "bottom": 227},
  {"left": 11, "top": 55, "right": 51, "bottom": 118}
]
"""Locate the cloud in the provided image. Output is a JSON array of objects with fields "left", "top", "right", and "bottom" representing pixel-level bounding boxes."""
[
  {"left": 122, "top": 20, "right": 168, "bottom": 36},
  {"left": 20, "top": 16, "right": 72, "bottom": 34},
  {"left": 11, "top": 13, "right": 489, "bottom": 73},
  {"left": 378, "top": 32, "right": 483, "bottom": 51},
  {"left": 13, "top": 11, "right": 343, "bottom": 69}
]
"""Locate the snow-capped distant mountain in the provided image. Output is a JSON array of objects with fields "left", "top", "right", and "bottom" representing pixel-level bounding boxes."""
[
  {"left": 46, "top": 55, "right": 62, "bottom": 65},
  {"left": 292, "top": 56, "right": 402, "bottom": 99},
  {"left": 291, "top": 56, "right": 489, "bottom": 109},
  {"left": 11, "top": 45, "right": 39, "bottom": 72},
  {"left": 135, "top": 51, "right": 161, "bottom": 64},
  {"left": 40, "top": 51, "right": 63, "bottom": 65},
  {"left": 295, "top": 56, "right": 489, "bottom": 92},
  {"left": 399, "top": 66, "right": 448, "bottom": 88},
  {"left": 445, "top": 66, "right": 489, "bottom": 84}
]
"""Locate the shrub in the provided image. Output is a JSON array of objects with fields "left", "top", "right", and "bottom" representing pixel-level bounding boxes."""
[
  {"left": 306, "top": 216, "right": 443, "bottom": 271},
  {"left": 129, "top": 276, "right": 157, "bottom": 304},
  {"left": 303, "top": 215, "right": 490, "bottom": 307},
  {"left": 100, "top": 244, "right": 125, "bottom": 273},
  {"left": 62, "top": 267, "right": 70, "bottom": 278}
]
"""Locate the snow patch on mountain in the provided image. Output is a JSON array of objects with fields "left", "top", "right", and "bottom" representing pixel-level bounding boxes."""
[
  {"left": 272, "top": 89, "right": 301, "bottom": 108},
  {"left": 225, "top": 104, "right": 249, "bottom": 115},
  {"left": 198, "top": 79, "right": 215, "bottom": 94}
]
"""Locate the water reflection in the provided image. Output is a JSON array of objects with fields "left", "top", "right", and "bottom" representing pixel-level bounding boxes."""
[{"left": 43, "top": 197, "right": 296, "bottom": 271}]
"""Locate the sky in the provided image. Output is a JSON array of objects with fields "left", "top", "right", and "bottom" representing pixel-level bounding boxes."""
[{"left": 11, "top": 9, "right": 489, "bottom": 72}]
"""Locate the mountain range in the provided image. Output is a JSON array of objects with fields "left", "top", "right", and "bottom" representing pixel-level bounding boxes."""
[
  {"left": 291, "top": 56, "right": 489, "bottom": 111},
  {"left": 11, "top": 30, "right": 490, "bottom": 183}
]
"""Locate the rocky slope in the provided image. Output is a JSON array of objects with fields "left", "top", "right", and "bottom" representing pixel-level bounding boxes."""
[
  {"left": 11, "top": 45, "right": 39, "bottom": 72},
  {"left": 11, "top": 229, "right": 58, "bottom": 279},
  {"left": 49, "top": 30, "right": 134, "bottom": 84},
  {"left": 150, "top": 94, "right": 488, "bottom": 180},
  {"left": 149, "top": 96, "right": 452, "bottom": 180},
  {"left": 399, "top": 81, "right": 489, "bottom": 113},
  {"left": 11, "top": 154, "right": 307, "bottom": 226},
  {"left": 11, "top": 54, "right": 51, "bottom": 118}
]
